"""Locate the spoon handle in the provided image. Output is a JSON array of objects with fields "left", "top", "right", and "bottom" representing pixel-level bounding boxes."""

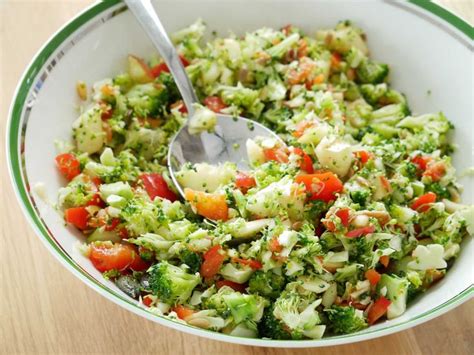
[{"left": 125, "top": 0, "right": 198, "bottom": 116}]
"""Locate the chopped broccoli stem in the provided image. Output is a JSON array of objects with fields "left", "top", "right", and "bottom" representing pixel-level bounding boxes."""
[{"left": 148, "top": 261, "right": 200, "bottom": 304}]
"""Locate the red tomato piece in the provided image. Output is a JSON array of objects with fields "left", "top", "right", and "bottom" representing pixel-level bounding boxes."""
[
  {"left": 365, "top": 269, "right": 382, "bottom": 286},
  {"left": 323, "top": 208, "right": 351, "bottom": 232},
  {"left": 423, "top": 162, "right": 446, "bottom": 182},
  {"left": 128, "top": 251, "right": 150, "bottom": 272},
  {"left": 90, "top": 176, "right": 102, "bottom": 187},
  {"left": 292, "top": 147, "right": 314, "bottom": 173},
  {"left": 172, "top": 305, "right": 196, "bottom": 320},
  {"left": 118, "top": 227, "right": 129, "bottom": 239},
  {"left": 142, "top": 295, "right": 154, "bottom": 307},
  {"left": 100, "top": 106, "right": 113, "bottom": 120},
  {"left": 65, "top": 207, "right": 89, "bottom": 230},
  {"left": 235, "top": 172, "right": 257, "bottom": 193},
  {"left": 216, "top": 280, "right": 247, "bottom": 293},
  {"left": 184, "top": 189, "right": 229, "bottom": 221},
  {"left": 263, "top": 148, "right": 289, "bottom": 164},
  {"left": 346, "top": 225, "right": 376, "bottom": 238},
  {"left": 330, "top": 52, "right": 342, "bottom": 68},
  {"left": 411, "top": 155, "right": 431, "bottom": 171},
  {"left": 140, "top": 173, "right": 178, "bottom": 202},
  {"left": 150, "top": 55, "right": 190, "bottom": 78},
  {"left": 295, "top": 172, "right": 344, "bottom": 202},
  {"left": 368, "top": 296, "right": 391, "bottom": 325},
  {"left": 89, "top": 243, "right": 137, "bottom": 272},
  {"left": 170, "top": 100, "right": 188, "bottom": 114},
  {"left": 336, "top": 208, "right": 351, "bottom": 228},
  {"left": 411, "top": 192, "right": 437, "bottom": 212},
  {"left": 354, "top": 150, "right": 372, "bottom": 165},
  {"left": 104, "top": 218, "right": 121, "bottom": 232},
  {"left": 150, "top": 62, "right": 169, "bottom": 78},
  {"left": 232, "top": 257, "right": 263, "bottom": 270},
  {"left": 314, "top": 224, "right": 325, "bottom": 237},
  {"left": 379, "top": 255, "right": 390, "bottom": 268},
  {"left": 55, "top": 153, "right": 81, "bottom": 181},
  {"left": 86, "top": 193, "right": 105, "bottom": 208},
  {"left": 200, "top": 245, "right": 226, "bottom": 279},
  {"left": 292, "top": 121, "right": 314, "bottom": 138},
  {"left": 203, "top": 96, "right": 227, "bottom": 113},
  {"left": 179, "top": 55, "right": 190, "bottom": 67},
  {"left": 269, "top": 236, "right": 283, "bottom": 253}
]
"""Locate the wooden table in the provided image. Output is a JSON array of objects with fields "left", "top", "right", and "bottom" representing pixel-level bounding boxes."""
[{"left": 0, "top": 1, "right": 472, "bottom": 353}]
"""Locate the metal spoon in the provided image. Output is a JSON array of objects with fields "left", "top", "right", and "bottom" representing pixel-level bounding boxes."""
[{"left": 125, "top": 0, "right": 280, "bottom": 197}]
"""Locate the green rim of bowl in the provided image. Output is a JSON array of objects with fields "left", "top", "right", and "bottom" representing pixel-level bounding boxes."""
[
  {"left": 6, "top": 0, "right": 474, "bottom": 347},
  {"left": 408, "top": 0, "right": 473, "bottom": 39}
]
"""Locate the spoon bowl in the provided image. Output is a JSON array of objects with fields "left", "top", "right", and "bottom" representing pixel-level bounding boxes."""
[{"left": 168, "top": 114, "right": 279, "bottom": 196}]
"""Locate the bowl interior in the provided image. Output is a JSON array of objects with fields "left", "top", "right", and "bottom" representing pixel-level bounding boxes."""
[{"left": 9, "top": 0, "right": 473, "bottom": 347}]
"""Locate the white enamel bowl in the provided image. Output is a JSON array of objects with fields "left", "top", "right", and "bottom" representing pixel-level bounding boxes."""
[{"left": 6, "top": 0, "right": 473, "bottom": 347}]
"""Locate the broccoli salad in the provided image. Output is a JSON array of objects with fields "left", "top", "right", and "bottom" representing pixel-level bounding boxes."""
[{"left": 55, "top": 20, "right": 473, "bottom": 339}]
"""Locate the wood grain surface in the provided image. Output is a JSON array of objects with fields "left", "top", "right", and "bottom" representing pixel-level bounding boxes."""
[{"left": 0, "top": 1, "right": 472, "bottom": 354}]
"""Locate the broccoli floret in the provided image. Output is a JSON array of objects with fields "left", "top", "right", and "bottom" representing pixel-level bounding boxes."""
[
  {"left": 397, "top": 112, "right": 451, "bottom": 134},
  {"left": 360, "top": 83, "right": 387, "bottom": 105},
  {"left": 248, "top": 270, "right": 286, "bottom": 299},
  {"left": 84, "top": 149, "right": 140, "bottom": 184},
  {"left": 128, "top": 233, "right": 174, "bottom": 259},
  {"left": 319, "top": 231, "right": 342, "bottom": 253},
  {"left": 171, "top": 18, "right": 205, "bottom": 43},
  {"left": 417, "top": 204, "right": 448, "bottom": 232},
  {"left": 113, "top": 73, "right": 133, "bottom": 93},
  {"left": 262, "top": 107, "right": 292, "bottom": 132},
  {"left": 178, "top": 248, "right": 202, "bottom": 274},
  {"left": 356, "top": 60, "right": 389, "bottom": 84},
  {"left": 223, "top": 291, "right": 267, "bottom": 323},
  {"left": 217, "top": 83, "right": 264, "bottom": 118},
  {"left": 203, "top": 286, "right": 267, "bottom": 323},
  {"left": 258, "top": 306, "right": 296, "bottom": 340},
  {"left": 400, "top": 161, "right": 418, "bottom": 178},
  {"left": 202, "top": 287, "right": 232, "bottom": 318},
  {"left": 269, "top": 284, "right": 325, "bottom": 339},
  {"left": 350, "top": 236, "right": 376, "bottom": 267},
  {"left": 345, "top": 47, "right": 366, "bottom": 68},
  {"left": 350, "top": 189, "right": 370, "bottom": 206},
  {"left": 266, "top": 33, "right": 300, "bottom": 59},
  {"left": 382, "top": 89, "right": 407, "bottom": 105},
  {"left": 406, "top": 270, "right": 424, "bottom": 302},
  {"left": 304, "top": 199, "right": 327, "bottom": 221},
  {"left": 57, "top": 179, "right": 94, "bottom": 209},
  {"left": 371, "top": 103, "right": 409, "bottom": 126},
  {"left": 377, "top": 274, "right": 409, "bottom": 319},
  {"left": 156, "top": 72, "right": 180, "bottom": 104},
  {"left": 359, "top": 84, "right": 406, "bottom": 108},
  {"left": 148, "top": 261, "right": 200, "bottom": 304},
  {"left": 407, "top": 282, "right": 421, "bottom": 303},
  {"left": 343, "top": 81, "right": 362, "bottom": 101},
  {"left": 316, "top": 22, "right": 368, "bottom": 55},
  {"left": 334, "top": 264, "right": 361, "bottom": 283},
  {"left": 138, "top": 247, "right": 154, "bottom": 262},
  {"left": 426, "top": 182, "right": 450, "bottom": 199},
  {"left": 126, "top": 83, "right": 168, "bottom": 117},
  {"left": 120, "top": 196, "right": 165, "bottom": 237},
  {"left": 325, "top": 306, "right": 368, "bottom": 334},
  {"left": 123, "top": 124, "right": 167, "bottom": 161}
]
